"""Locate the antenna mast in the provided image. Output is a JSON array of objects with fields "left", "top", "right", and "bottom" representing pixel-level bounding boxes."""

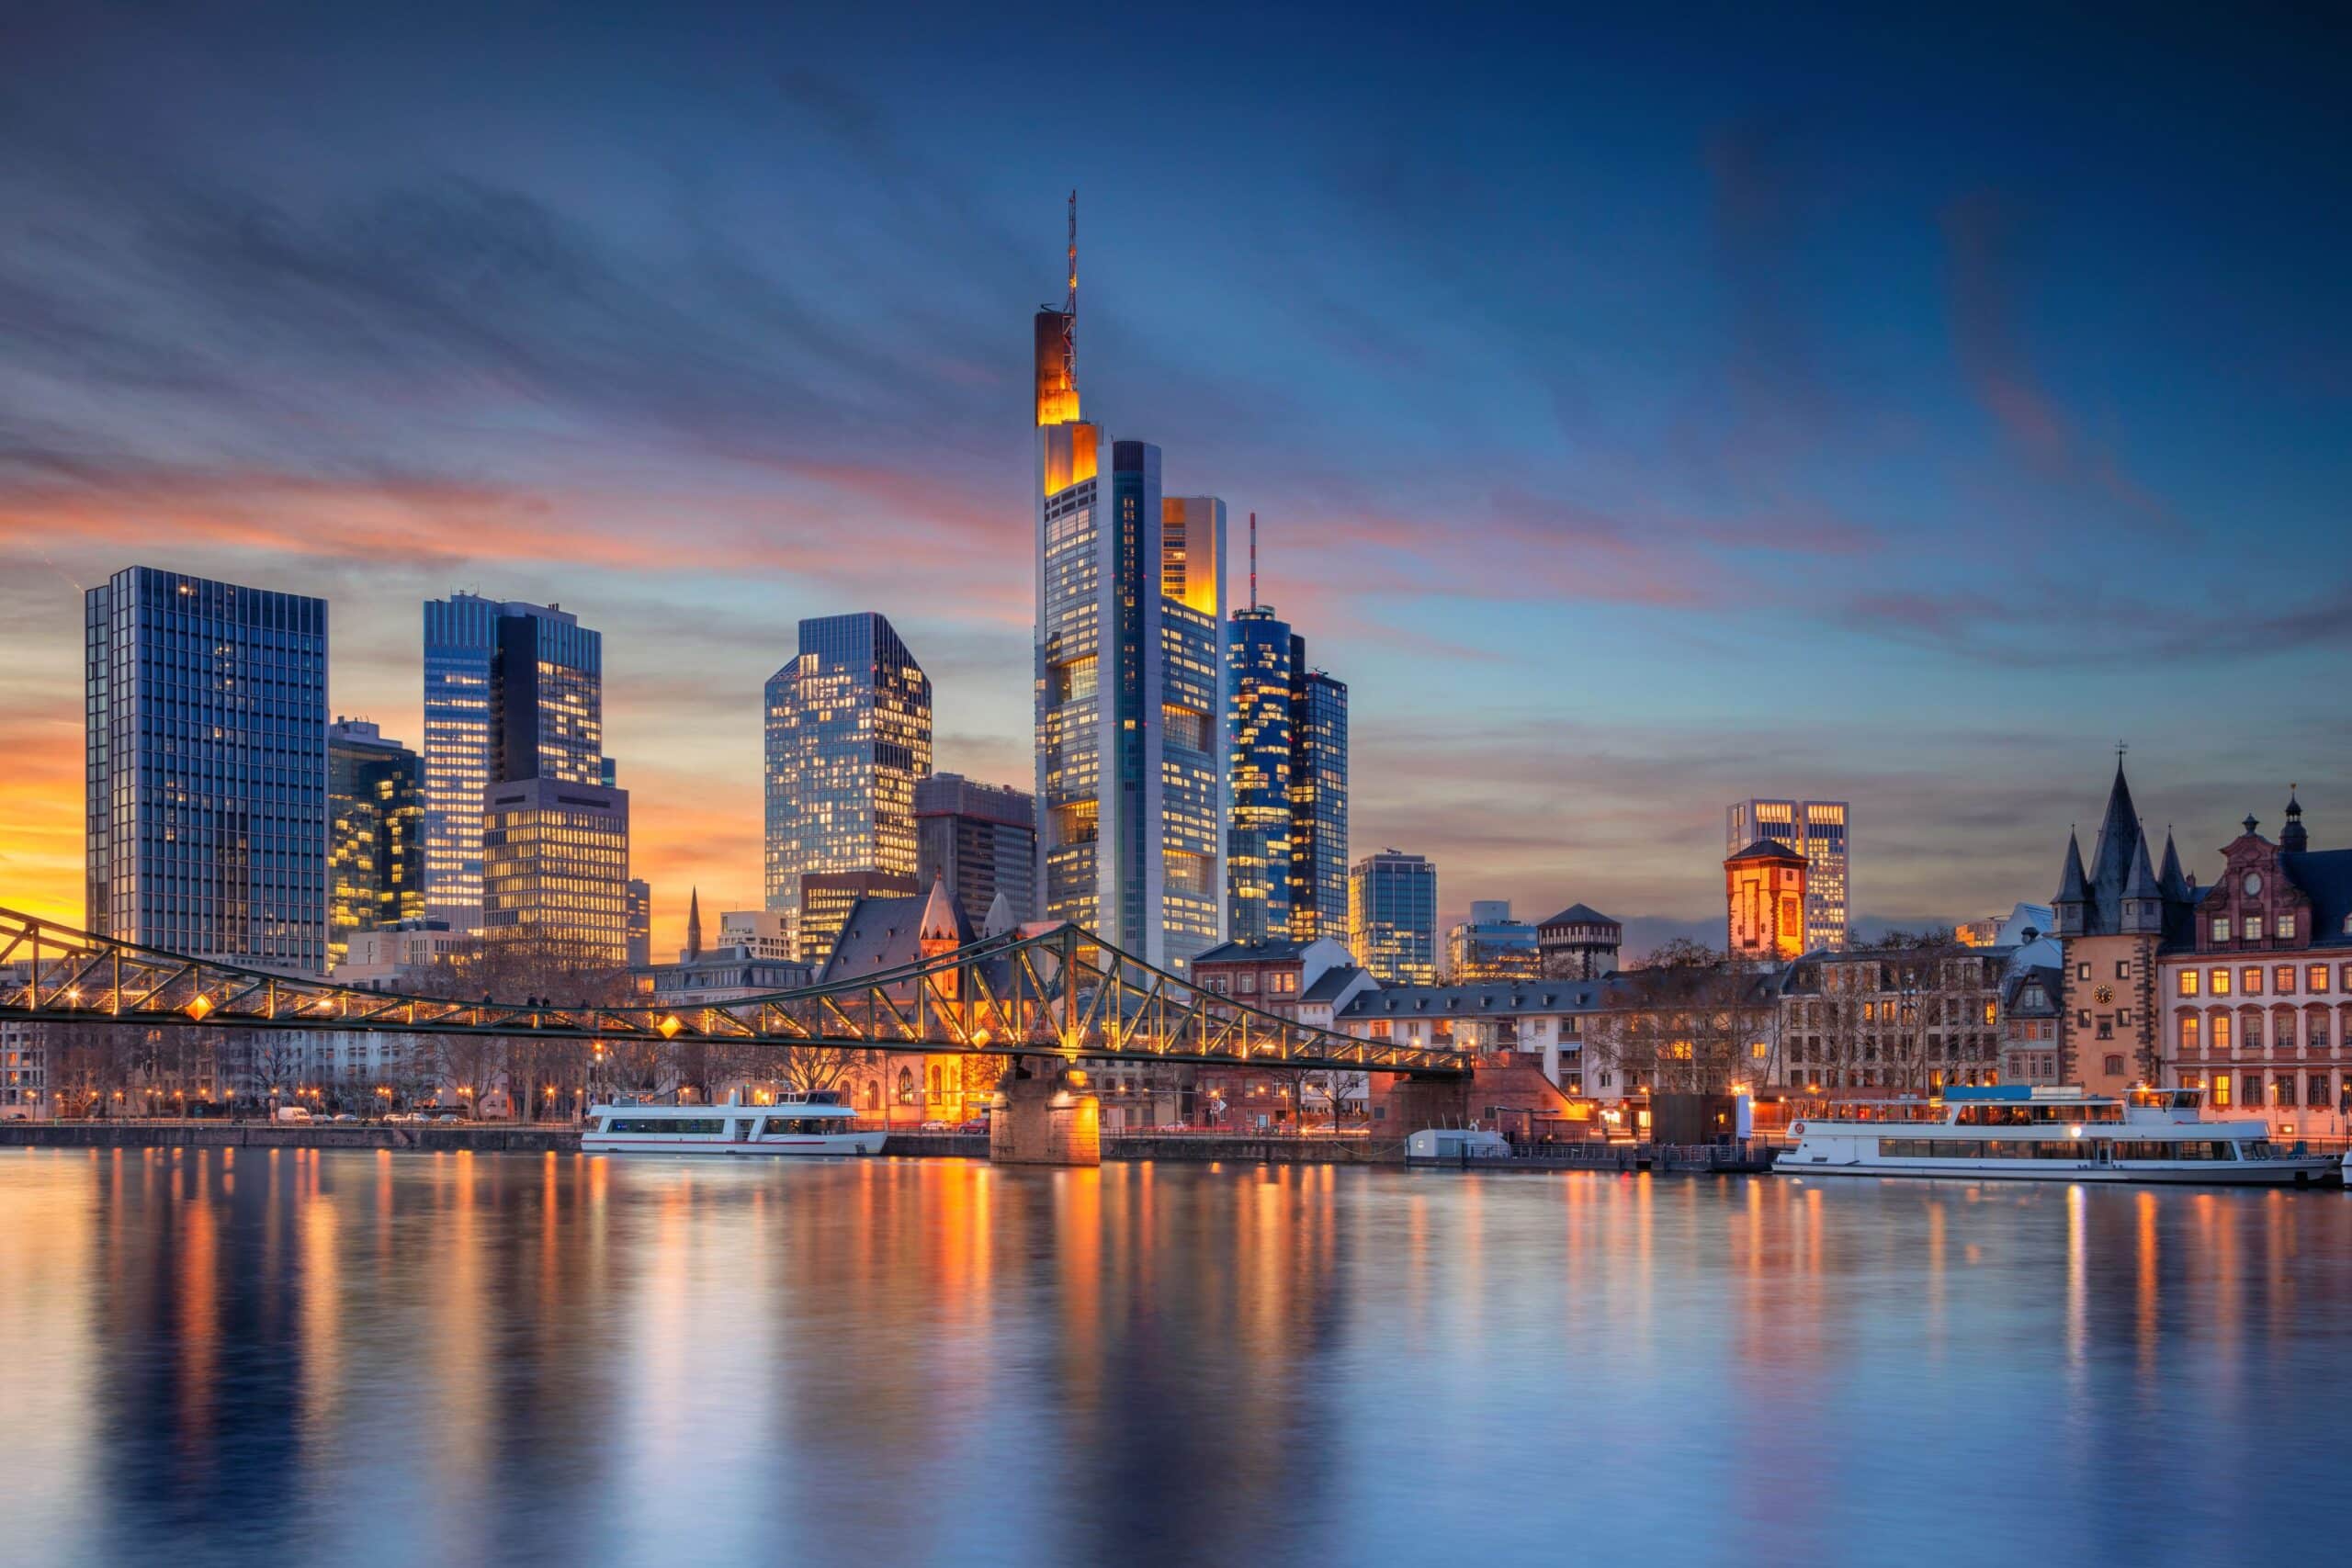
[
  {"left": 1063, "top": 189, "right": 1078, "bottom": 391},
  {"left": 1249, "top": 512, "right": 1258, "bottom": 611}
]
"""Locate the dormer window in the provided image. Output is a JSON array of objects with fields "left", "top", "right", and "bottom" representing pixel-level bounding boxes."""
[
  {"left": 2212, "top": 916, "right": 2230, "bottom": 943},
  {"left": 2243, "top": 916, "right": 2262, "bottom": 941},
  {"left": 2277, "top": 915, "right": 2296, "bottom": 940}
]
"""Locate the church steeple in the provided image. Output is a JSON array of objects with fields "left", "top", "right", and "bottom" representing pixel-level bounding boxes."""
[
  {"left": 686, "top": 886, "right": 703, "bottom": 960},
  {"left": 2282, "top": 786, "right": 2308, "bottom": 853},
  {"left": 2158, "top": 830, "right": 2190, "bottom": 902},
  {"left": 2053, "top": 829, "right": 2090, "bottom": 937}
]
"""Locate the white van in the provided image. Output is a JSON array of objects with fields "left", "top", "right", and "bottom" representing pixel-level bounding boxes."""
[{"left": 274, "top": 1105, "right": 314, "bottom": 1124}]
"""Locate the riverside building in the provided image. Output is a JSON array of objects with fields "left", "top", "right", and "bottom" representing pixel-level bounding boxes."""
[
  {"left": 85, "top": 566, "right": 330, "bottom": 970},
  {"left": 1032, "top": 214, "right": 1226, "bottom": 971}
]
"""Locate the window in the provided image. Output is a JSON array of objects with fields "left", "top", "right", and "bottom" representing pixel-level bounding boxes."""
[
  {"left": 2211, "top": 968, "right": 2231, "bottom": 997},
  {"left": 2103, "top": 1055, "right": 2126, "bottom": 1077},
  {"left": 1984, "top": 1000, "right": 1997, "bottom": 1025},
  {"left": 2212, "top": 1073, "right": 2232, "bottom": 1107},
  {"left": 1237, "top": 973, "right": 1257, "bottom": 993},
  {"left": 2213, "top": 1014, "right": 2233, "bottom": 1050},
  {"left": 2274, "top": 965, "right": 2297, "bottom": 995},
  {"left": 2076, "top": 963, "right": 2091, "bottom": 980},
  {"left": 2076, "top": 1010, "right": 2090, "bottom": 1028},
  {"left": 2307, "top": 965, "right": 2330, "bottom": 994},
  {"left": 2315, "top": 1016, "right": 2334, "bottom": 1049},
  {"left": 2212, "top": 916, "right": 2231, "bottom": 942},
  {"left": 2118, "top": 1010, "right": 2131, "bottom": 1026},
  {"left": 2277, "top": 914, "right": 2296, "bottom": 939},
  {"left": 2115, "top": 961, "right": 2130, "bottom": 979},
  {"left": 2277, "top": 1076, "right": 2298, "bottom": 1107},
  {"left": 2244, "top": 916, "right": 2263, "bottom": 941},
  {"left": 2241, "top": 967, "right": 2263, "bottom": 996},
  {"left": 2178, "top": 1014, "right": 2199, "bottom": 1053},
  {"left": 2244, "top": 1073, "right": 2263, "bottom": 1107},
  {"left": 2311, "top": 1074, "right": 2331, "bottom": 1107},
  {"left": 2178, "top": 970, "right": 2200, "bottom": 998},
  {"left": 2096, "top": 1018, "right": 2113, "bottom": 1040},
  {"left": 2245, "top": 1015, "right": 2263, "bottom": 1048}
]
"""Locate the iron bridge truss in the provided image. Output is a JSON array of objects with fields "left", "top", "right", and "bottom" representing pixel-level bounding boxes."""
[{"left": 0, "top": 908, "right": 1469, "bottom": 1077}]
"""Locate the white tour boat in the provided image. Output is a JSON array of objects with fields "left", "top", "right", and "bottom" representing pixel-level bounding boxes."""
[
  {"left": 1780, "top": 1085, "right": 2336, "bottom": 1187},
  {"left": 582, "top": 1091, "right": 886, "bottom": 1157}
]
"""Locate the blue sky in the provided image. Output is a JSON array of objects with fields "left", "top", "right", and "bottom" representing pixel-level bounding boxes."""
[{"left": 2, "top": 0, "right": 2346, "bottom": 953}]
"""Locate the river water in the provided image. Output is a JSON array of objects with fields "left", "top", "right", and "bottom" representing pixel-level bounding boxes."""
[{"left": 3, "top": 1148, "right": 2347, "bottom": 1567}]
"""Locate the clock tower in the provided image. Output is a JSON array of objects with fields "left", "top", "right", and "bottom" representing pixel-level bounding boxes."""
[{"left": 2049, "top": 760, "right": 2192, "bottom": 1094}]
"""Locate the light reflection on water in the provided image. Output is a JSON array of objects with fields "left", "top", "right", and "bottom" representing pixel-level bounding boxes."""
[{"left": 2, "top": 1149, "right": 2348, "bottom": 1567}]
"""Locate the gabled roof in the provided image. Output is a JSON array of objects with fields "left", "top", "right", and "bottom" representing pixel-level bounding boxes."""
[
  {"left": 1192, "top": 937, "right": 1322, "bottom": 965},
  {"left": 1538, "top": 903, "right": 1620, "bottom": 930},
  {"left": 2284, "top": 847, "right": 2352, "bottom": 950},
  {"left": 1726, "top": 838, "right": 1806, "bottom": 865},
  {"left": 1297, "top": 964, "right": 1369, "bottom": 1004},
  {"left": 819, "top": 892, "right": 976, "bottom": 983}
]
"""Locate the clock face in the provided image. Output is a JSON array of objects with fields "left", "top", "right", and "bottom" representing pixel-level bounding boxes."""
[
  {"left": 2244, "top": 873, "right": 2263, "bottom": 896},
  {"left": 2094, "top": 984, "right": 2115, "bottom": 1005}
]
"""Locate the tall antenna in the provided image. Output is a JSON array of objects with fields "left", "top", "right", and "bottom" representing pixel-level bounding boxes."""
[
  {"left": 1063, "top": 189, "right": 1078, "bottom": 391},
  {"left": 1249, "top": 511, "right": 1258, "bottom": 611}
]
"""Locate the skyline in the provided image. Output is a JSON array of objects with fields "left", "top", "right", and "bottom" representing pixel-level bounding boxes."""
[{"left": 5, "top": 3, "right": 2349, "bottom": 960}]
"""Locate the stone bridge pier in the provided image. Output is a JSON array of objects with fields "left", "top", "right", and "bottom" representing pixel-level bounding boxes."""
[
  {"left": 1385, "top": 1072, "right": 1473, "bottom": 1132},
  {"left": 988, "top": 1059, "right": 1102, "bottom": 1167}
]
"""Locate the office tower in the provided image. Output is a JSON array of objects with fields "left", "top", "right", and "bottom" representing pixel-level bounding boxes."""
[
  {"left": 916, "top": 773, "right": 1038, "bottom": 929},
  {"left": 795, "top": 869, "right": 921, "bottom": 966},
  {"left": 1725, "top": 798, "right": 1849, "bottom": 951},
  {"left": 1225, "top": 605, "right": 1295, "bottom": 944},
  {"left": 1287, "top": 637, "right": 1348, "bottom": 942},
  {"left": 85, "top": 567, "right": 330, "bottom": 970},
  {"left": 1349, "top": 851, "right": 1438, "bottom": 986},
  {"left": 481, "top": 777, "right": 629, "bottom": 963},
  {"left": 625, "top": 878, "right": 651, "bottom": 968},
  {"left": 1446, "top": 900, "right": 1541, "bottom": 981},
  {"left": 1033, "top": 233, "right": 1227, "bottom": 970},
  {"left": 763, "top": 612, "right": 933, "bottom": 936},
  {"left": 327, "top": 718, "right": 424, "bottom": 968},
  {"left": 422, "top": 595, "right": 605, "bottom": 933}
]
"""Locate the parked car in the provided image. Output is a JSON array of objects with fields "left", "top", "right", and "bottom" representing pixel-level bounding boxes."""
[
  {"left": 331, "top": 1112, "right": 358, "bottom": 1123},
  {"left": 920, "top": 1120, "right": 957, "bottom": 1132},
  {"left": 273, "top": 1106, "right": 313, "bottom": 1123},
  {"left": 432, "top": 1113, "right": 464, "bottom": 1124},
  {"left": 958, "top": 1117, "right": 991, "bottom": 1134},
  {"left": 385, "top": 1111, "right": 424, "bottom": 1124}
]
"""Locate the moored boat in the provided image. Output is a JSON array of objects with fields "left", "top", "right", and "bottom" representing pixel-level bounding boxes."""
[
  {"left": 582, "top": 1091, "right": 885, "bottom": 1156},
  {"left": 1779, "top": 1084, "right": 2336, "bottom": 1187}
]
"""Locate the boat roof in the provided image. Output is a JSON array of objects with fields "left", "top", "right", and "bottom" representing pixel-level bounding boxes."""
[{"left": 1940, "top": 1085, "right": 2104, "bottom": 1102}]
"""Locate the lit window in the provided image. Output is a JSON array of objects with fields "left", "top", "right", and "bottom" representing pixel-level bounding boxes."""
[
  {"left": 2277, "top": 914, "right": 2297, "bottom": 939},
  {"left": 2308, "top": 965, "right": 2330, "bottom": 994},
  {"left": 2211, "top": 968, "right": 2232, "bottom": 997},
  {"left": 2242, "top": 967, "right": 2263, "bottom": 996},
  {"left": 2178, "top": 970, "right": 2200, "bottom": 998},
  {"left": 2274, "top": 965, "right": 2297, "bottom": 995},
  {"left": 2179, "top": 1014, "right": 2199, "bottom": 1052},
  {"left": 2244, "top": 916, "right": 2263, "bottom": 941}
]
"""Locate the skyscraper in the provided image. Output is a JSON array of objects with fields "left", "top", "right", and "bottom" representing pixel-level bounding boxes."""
[
  {"left": 422, "top": 595, "right": 605, "bottom": 933},
  {"left": 1033, "top": 227, "right": 1227, "bottom": 970},
  {"left": 1287, "top": 637, "right": 1348, "bottom": 942},
  {"left": 916, "top": 773, "right": 1038, "bottom": 929},
  {"left": 481, "top": 777, "right": 629, "bottom": 963},
  {"left": 1225, "top": 605, "right": 1295, "bottom": 945},
  {"left": 763, "top": 613, "right": 932, "bottom": 933},
  {"left": 327, "top": 718, "right": 424, "bottom": 968},
  {"left": 85, "top": 566, "right": 330, "bottom": 970},
  {"left": 1349, "top": 851, "right": 1438, "bottom": 986},
  {"left": 625, "top": 878, "right": 652, "bottom": 968},
  {"left": 1725, "top": 798, "right": 1849, "bottom": 951}
]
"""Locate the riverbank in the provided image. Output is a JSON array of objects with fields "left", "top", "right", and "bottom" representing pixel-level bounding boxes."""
[{"left": 0, "top": 1121, "right": 1776, "bottom": 1170}]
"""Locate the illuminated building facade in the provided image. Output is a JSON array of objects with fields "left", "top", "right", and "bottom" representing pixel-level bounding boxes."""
[
  {"left": 625, "top": 878, "right": 651, "bottom": 968},
  {"left": 423, "top": 595, "right": 605, "bottom": 934},
  {"left": 916, "top": 773, "right": 1038, "bottom": 927},
  {"left": 1033, "top": 282, "right": 1227, "bottom": 969},
  {"left": 327, "top": 719, "right": 424, "bottom": 968},
  {"left": 481, "top": 776, "right": 629, "bottom": 964},
  {"left": 794, "top": 869, "right": 921, "bottom": 966},
  {"left": 1447, "top": 900, "right": 1543, "bottom": 981},
  {"left": 1225, "top": 606, "right": 1295, "bottom": 944},
  {"left": 1289, "top": 646, "right": 1348, "bottom": 942},
  {"left": 1726, "top": 799, "right": 1849, "bottom": 951},
  {"left": 1725, "top": 839, "right": 1808, "bottom": 962},
  {"left": 763, "top": 613, "right": 932, "bottom": 941},
  {"left": 1350, "top": 851, "right": 1438, "bottom": 985},
  {"left": 86, "top": 566, "right": 330, "bottom": 970}
]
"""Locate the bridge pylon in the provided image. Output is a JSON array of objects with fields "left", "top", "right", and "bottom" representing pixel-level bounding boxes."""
[{"left": 987, "top": 1057, "right": 1101, "bottom": 1167}]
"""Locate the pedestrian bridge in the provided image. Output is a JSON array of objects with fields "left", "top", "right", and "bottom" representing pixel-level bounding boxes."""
[{"left": 0, "top": 907, "right": 1470, "bottom": 1077}]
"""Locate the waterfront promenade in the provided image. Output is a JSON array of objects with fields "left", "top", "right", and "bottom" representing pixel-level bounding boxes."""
[{"left": 0, "top": 1120, "right": 1777, "bottom": 1170}]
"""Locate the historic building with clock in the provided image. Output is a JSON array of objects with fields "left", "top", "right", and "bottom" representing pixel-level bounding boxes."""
[{"left": 2050, "top": 761, "right": 2199, "bottom": 1097}]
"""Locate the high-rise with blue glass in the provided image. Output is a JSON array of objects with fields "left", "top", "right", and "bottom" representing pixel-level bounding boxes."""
[
  {"left": 1287, "top": 640, "right": 1348, "bottom": 942},
  {"left": 1225, "top": 605, "right": 1348, "bottom": 948},
  {"left": 1034, "top": 257, "right": 1227, "bottom": 970},
  {"left": 85, "top": 566, "right": 330, "bottom": 971},
  {"left": 1350, "top": 850, "right": 1438, "bottom": 986},
  {"left": 763, "top": 613, "right": 933, "bottom": 936},
  {"left": 421, "top": 595, "right": 606, "bottom": 934}
]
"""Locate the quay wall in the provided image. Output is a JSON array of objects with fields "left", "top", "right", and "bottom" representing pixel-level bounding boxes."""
[{"left": 0, "top": 1122, "right": 580, "bottom": 1154}]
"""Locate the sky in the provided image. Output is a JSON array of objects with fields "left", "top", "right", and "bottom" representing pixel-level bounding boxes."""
[{"left": 2, "top": 1, "right": 2347, "bottom": 961}]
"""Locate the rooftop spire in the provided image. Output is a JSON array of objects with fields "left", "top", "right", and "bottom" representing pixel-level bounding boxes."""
[{"left": 686, "top": 886, "right": 702, "bottom": 960}]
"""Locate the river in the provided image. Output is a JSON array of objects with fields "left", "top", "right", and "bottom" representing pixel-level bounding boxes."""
[{"left": 2, "top": 1148, "right": 2346, "bottom": 1566}]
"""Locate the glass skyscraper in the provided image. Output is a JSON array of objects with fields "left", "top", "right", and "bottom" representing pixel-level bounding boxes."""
[
  {"left": 763, "top": 613, "right": 932, "bottom": 931},
  {"left": 481, "top": 777, "right": 630, "bottom": 964},
  {"left": 327, "top": 718, "right": 424, "bottom": 968},
  {"left": 1287, "top": 638, "right": 1348, "bottom": 943},
  {"left": 421, "top": 595, "right": 605, "bottom": 933},
  {"left": 1726, "top": 798, "right": 1849, "bottom": 951},
  {"left": 1034, "top": 299, "right": 1227, "bottom": 970},
  {"left": 916, "top": 773, "right": 1038, "bottom": 928},
  {"left": 85, "top": 566, "right": 330, "bottom": 971},
  {"left": 1349, "top": 850, "right": 1438, "bottom": 986},
  {"left": 1224, "top": 607, "right": 1295, "bottom": 945}
]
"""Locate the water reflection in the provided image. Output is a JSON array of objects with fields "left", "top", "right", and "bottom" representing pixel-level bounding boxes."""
[{"left": 2, "top": 1154, "right": 2348, "bottom": 1566}]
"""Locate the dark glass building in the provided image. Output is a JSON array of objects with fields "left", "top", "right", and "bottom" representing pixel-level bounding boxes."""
[
  {"left": 1350, "top": 850, "right": 1438, "bottom": 986},
  {"left": 1224, "top": 606, "right": 1295, "bottom": 945},
  {"left": 421, "top": 595, "right": 605, "bottom": 933},
  {"left": 327, "top": 718, "right": 424, "bottom": 969},
  {"left": 1287, "top": 638, "right": 1349, "bottom": 944},
  {"left": 916, "top": 773, "right": 1038, "bottom": 928},
  {"left": 85, "top": 566, "right": 329, "bottom": 970},
  {"left": 481, "top": 777, "right": 630, "bottom": 964},
  {"left": 763, "top": 613, "right": 932, "bottom": 941}
]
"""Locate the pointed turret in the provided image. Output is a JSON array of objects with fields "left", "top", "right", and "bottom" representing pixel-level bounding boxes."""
[
  {"left": 2282, "top": 788, "right": 2308, "bottom": 853},
  {"left": 982, "top": 889, "right": 1018, "bottom": 940},
  {"left": 918, "top": 876, "right": 961, "bottom": 947},
  {"left": 2084, "top": 761, "right": 2145, "bottom": 926},
  {"left": 2158, "top": 830, "right": 2189, "bottom": 902},
  {"left": 685, "top": 887, "right": 703, "bottom": 960},
  {"left": 2053, "top": 829, "right": 2090, "bottom": 937}
]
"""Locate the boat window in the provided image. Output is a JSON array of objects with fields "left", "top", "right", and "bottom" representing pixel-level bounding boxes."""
[
  {"left": 605, "top": 1118, "right": 727, "bottom": 1134},
  {"left": 763, "top": 1116, "right": 842, "bottom": 1135}
]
